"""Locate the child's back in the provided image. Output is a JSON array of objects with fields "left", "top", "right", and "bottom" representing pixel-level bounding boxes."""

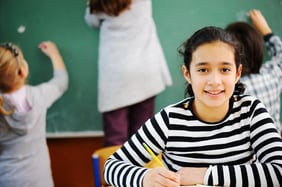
[
  {"left": 0, "top": 41, "right": 68, "bottom": 187},
  {"left": 85, "top": 0, "right": 172, "bottom": 113},
  {"left": 226, "top": 10, "right": 282, "bottom": 133},
  {"left": 84, "top": 0, "right": 172, "bottom": 146}
]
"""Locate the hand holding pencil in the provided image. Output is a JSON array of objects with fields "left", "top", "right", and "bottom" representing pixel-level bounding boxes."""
[
  {"left": 143, "top": 143, "right": 164, "bottom": 167},
  {"left": 142, "top": 143, "right": 212, "bottom": 187},
  {"left": 142, "top": 142, "right": 180, "bottom": 187}
]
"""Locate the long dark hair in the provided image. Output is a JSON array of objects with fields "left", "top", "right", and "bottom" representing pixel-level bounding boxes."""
[
  {"left": 178, "top": 26, "right": 245, "bottom": 97},
  {"left": 88, "top": 0, "right": 132, "bottom": 16},
  {"left": 226, "top": 22, "right": 264, "bottom": 76}
]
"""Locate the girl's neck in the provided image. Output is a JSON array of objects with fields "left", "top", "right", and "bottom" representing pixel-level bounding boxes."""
[
  {"left": 192, "top": 99, "right": 230, "bottom": 123},
  {"left": 8, "top": 82, "right": 25, "bottom": 94}
]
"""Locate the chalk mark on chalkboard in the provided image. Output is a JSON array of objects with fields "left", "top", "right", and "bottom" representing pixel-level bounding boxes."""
[
  {"left": 47, "top": 111, "right": 61, "bottom": 120},
  {"left": 236, "top": 11, "right": 248, "bottom": 22},
  {"left": 17, "top": 25, "right": 26, "bottom": 33}
]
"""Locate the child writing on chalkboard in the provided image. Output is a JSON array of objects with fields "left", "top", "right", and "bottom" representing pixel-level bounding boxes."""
[
  {"left": 84, "top": 0, "right": 172, "bottom": 146},
  {"left": 226, "top": 9, "right": 282, "bottom": 135},
  {"left": 103, "top": 26, "right": 282, "bottom": 187},
  {"left": 0, "top": 41, "right": 68, "bottom": 187}
]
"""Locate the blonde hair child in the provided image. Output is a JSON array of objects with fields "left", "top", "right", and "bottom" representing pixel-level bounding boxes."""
[{"left": 0, "top": 41, "right": 68, "bottom": 187}]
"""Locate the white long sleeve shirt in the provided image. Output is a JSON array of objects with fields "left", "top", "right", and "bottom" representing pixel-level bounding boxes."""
[{"left": 84, "top": 0, "right": 172, "bottom": 112}]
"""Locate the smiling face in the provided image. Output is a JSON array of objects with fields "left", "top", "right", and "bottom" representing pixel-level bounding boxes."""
[{"left": 182, "top": 41, "right": 242, "bottom": 121}]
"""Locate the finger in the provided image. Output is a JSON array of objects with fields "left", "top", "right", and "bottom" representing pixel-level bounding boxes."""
[
  {"left": 39, "top": 43, "right": 47, "bottom": 49},
  {"left": 155, "top": 175, "right": 179, "bottom": 187},
  {"left": 158, "top": 168, "right": 180, "bottom": 183}
]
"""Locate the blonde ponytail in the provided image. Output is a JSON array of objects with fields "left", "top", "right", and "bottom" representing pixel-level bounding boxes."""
[{"left": 0, "top": 95, "right": 14, "bottom": 115}]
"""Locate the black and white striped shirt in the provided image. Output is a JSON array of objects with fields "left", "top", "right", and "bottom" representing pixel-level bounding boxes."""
[{"left": 104, "top": 95, "right": 282, "bottom": 187}]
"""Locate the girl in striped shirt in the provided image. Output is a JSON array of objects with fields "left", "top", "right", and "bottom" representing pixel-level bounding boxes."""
[{"left": 104, "top": 26, "right": 282, "bottom": 187}]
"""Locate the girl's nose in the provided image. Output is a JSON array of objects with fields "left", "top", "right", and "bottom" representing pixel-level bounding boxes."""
[{"left": 207, "top": 72, "right": 221, "bottom": 85}]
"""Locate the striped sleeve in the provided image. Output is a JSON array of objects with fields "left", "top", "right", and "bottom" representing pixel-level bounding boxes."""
[{"left": 104, "top": 110, "right": 170, "bottom": 187}]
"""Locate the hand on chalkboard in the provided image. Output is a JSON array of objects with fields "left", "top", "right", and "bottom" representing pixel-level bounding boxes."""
[
  {"left": 39, "top": 41, "right": 60, "bottom": 58},
  {"left": 38, "top": 41, "right": 66, "bottom": 70},
  {"left": 248, "top": 9, "right": 272, "bottom": 36}
]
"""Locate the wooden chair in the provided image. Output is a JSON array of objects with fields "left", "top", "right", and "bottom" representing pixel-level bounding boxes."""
[{"left": 92, "top": 145, "right": 162, "bottom": 187}]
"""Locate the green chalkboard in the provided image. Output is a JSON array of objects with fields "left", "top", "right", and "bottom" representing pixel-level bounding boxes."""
[{"left": 1, "top": 0, "right": 282, "bottom": 137}]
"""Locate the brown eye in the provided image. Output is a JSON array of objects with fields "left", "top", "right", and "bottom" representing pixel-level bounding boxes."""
[
  {"left": 222, "top": 68, "right": 231, "bottom": 73},
  {"left": 197, "top": 68, "right": 208, "bottom": 73}
]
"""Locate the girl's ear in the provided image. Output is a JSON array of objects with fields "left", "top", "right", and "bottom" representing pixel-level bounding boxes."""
[
  {"left": 18, "top": 60, "right": 29, "bottom": 79},
  {"left": 235, "top": 64, "right": 242, "bottom": 83},
  {"left": 182, "top": 65, "right": 191, "bottom": 84}
]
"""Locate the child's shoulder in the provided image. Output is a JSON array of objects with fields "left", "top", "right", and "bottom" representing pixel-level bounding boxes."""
[
  {"left": 163, "top": 97, "right": 193, "bottom": 111},
  {"left": 233, "top": 94, "right": 264, "bottom": 109},
  {"left": 236, "top": 94, "right": 260, "bottom": 102}
]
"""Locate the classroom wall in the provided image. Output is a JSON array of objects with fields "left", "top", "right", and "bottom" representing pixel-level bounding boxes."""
[{"left": 47, "top": 137, "right": 104, "bottom": 187}]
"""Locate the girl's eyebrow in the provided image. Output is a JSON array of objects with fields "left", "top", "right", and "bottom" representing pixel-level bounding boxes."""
[
  {"left": 195, "top": 61, "right": 234, "bottom": 66},
  {"left": 195, "top": 62, "right": 208, "bottom": 66},
  {"left": 221, "top": 62, "right": 234, "bottom": 66}
]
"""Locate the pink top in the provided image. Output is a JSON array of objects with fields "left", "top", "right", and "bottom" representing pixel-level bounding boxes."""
[{"left": 4, "top": 86, "right": 32, "bottom": 113}]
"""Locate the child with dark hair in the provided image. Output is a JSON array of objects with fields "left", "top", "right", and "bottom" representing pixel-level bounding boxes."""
[
  {"left": 84, "top": 0, "right": 172, "bottom": 146},
  {"left": 103, "top": 26, "right": 282, "bottom": 187},
  {"left": 226, "top": 9, "right": 282, "bottom": 134}
]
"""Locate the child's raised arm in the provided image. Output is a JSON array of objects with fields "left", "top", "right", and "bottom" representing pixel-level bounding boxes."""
[{"left": 249, "top": 9, "right": 272, "bottom": 36}]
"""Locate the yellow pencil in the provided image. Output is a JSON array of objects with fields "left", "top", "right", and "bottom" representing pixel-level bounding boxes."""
[{"left": 142, "top": 142, "right": 164, "bottom": 167}]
